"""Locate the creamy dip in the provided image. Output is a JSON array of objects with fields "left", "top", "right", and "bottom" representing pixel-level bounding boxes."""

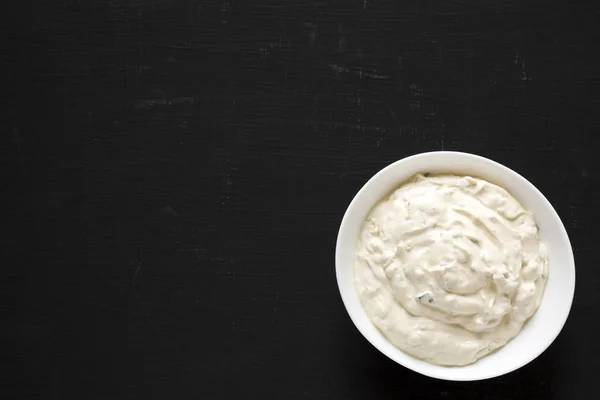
[{"left": 355, "top": 173, "right": 548, "bottom": 366}]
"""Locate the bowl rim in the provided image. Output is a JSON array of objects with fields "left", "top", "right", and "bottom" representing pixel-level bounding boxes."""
[{"left": 335, "top": 151, "right": 576, "bottom": 381}]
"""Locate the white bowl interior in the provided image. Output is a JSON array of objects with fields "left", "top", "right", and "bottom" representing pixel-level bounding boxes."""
[{"left": 335, "top": 151, "right": 575, "bottom": 381}]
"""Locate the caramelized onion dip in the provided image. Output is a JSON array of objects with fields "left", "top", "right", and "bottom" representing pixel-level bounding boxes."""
[{"left": 355, "top": 174, "right": 548, "bottom": 366}]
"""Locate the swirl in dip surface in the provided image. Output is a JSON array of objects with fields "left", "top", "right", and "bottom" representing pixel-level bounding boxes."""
[{"left": 355, "top": 173, "right": 549, "bottom": 366}]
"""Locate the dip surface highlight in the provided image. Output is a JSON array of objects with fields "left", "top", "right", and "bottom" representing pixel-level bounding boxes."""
[{"left": 355, "top": 174, "right": 549, "bottom": 366}]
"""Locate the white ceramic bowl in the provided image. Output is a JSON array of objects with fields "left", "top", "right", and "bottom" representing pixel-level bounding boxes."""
[{"left": 335, "top": 151, "right": 575, "bottom": 381}]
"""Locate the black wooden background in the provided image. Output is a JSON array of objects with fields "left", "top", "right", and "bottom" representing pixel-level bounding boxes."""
[{"left": 2, "top": 0, "right": 598, "bottom": 398}]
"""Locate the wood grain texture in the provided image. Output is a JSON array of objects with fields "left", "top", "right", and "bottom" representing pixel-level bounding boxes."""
[{"left": 2, "top": 0, "right": 598, "bottom": 398}]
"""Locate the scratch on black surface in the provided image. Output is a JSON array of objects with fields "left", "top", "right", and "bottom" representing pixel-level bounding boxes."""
[
  {"left": 387, "top": 107, "right": 401, "bottom": 135},
  {"left": 329, "top": 64, "right": 388, "bottom": 80},
  {"left": 570, "top": 205, "right": 577, "bottom": 228},
  {"left": 259, "top": 34, "right": 290, "bottom": 59},
  {"left": 329, "top": 64, "right": 349, "bottom": 73},
  {"left": 408, "top": 83, "right": 423, "bottom": 97},
  {"left": 132, "top": 250, "right": 144, "bottom": 288},
  {"left": 163, "top": 205, "right": 179, "bottom": 217},
  {"left": 134, "top": 97, "right": 194, "bottom": 109},
  {"left": 305, "top": 23, "right": 318, "bottom": 48}
]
